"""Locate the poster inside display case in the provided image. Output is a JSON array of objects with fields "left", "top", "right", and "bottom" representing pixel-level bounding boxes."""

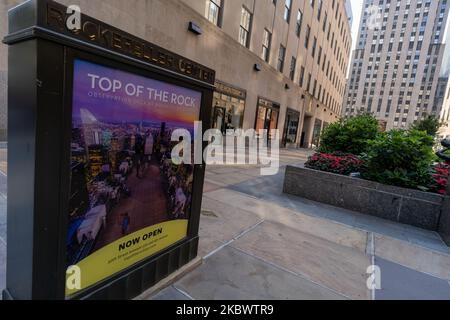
[{"left": 66, "top": 59, "right": 202, "bottom": 296}]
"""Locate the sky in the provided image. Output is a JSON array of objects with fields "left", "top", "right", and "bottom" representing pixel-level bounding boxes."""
[
  {"left": 350, "top": 0, "right": 363, "bottom": 51},
  {"left": 346, "top": 0, "right": 364, "bottom": 76}
]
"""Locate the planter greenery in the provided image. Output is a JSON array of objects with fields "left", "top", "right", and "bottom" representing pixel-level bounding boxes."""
[
  {"left": 361, "top": 129, "right": 435, "bottom": 191},
  {"left": 411, "top": 115, "right": 442, "bottom": 140},
  {"left": 309, "top": 112, "right": 450, "bottom": 194},
  {"left": 319, "top": 114, "right": 379, "bottom": 155}
]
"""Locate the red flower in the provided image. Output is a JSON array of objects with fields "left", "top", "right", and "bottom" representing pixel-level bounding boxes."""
[{"left": 306, "top": 153, "right": 364, "bottom": 176}]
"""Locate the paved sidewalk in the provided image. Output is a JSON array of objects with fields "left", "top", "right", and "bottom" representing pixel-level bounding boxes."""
[
  {"left": 150, "top": 149, "right": 450, "bottom": 300},
  {"left": 2, "top": 148, "right": 450, "bottom": 299}
]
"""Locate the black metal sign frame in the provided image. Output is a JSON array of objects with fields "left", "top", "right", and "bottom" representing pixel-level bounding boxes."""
[{"left": 3, "top": 0, "right": 214, "bottom": 300}]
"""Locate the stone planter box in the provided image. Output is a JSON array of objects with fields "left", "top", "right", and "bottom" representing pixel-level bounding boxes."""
[
  {"left": 439, "top": 198, "right": 450, "bottom": 246},
  {"left": 283, "top": 166, "right": 449, "bottom": 236}
]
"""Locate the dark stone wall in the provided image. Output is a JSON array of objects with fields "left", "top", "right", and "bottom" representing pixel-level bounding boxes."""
[
  {"left": 283, "top": 166, "right": 445, "bottom": 231},
  {"left": 439, "top": 197, "right": 450, "bottom": 246}
]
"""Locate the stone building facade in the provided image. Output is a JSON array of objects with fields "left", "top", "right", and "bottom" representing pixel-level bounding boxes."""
[{"left": 0, "top": 0, "right": 352, "bottom": 147}]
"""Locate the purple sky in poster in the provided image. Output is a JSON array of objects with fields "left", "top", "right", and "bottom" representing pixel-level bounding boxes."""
[{"left": 72, "top": 59, "right": 201, "bottom": 128}]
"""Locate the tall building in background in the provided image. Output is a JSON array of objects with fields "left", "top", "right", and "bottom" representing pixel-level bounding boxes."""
[
  {"left": 0, "top": 0, "right": 352, "bottom": 148},
  {"left": 344, "top": 0, "right": 450, "bottom": 134}
]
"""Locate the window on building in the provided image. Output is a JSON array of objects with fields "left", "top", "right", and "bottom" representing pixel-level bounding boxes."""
[
  {"left": 317, "top": 0, "right": 323, "bottom": 20},
  {"left": 262, "top": 29, "right": 272, "bottom": 62},
  {"left": 289, "top": 57, "right": 297, "bottom": 80},
  {"left": 299, "top": 66, "right": 305, "bottom": 87},
  {"left": 296, "top": 10, "right": 303, "bottom": 36},
  {"left": 239, "top": 7, "right": 252, "bottom": 48},
  {"left": 305, "top": 25, "right": 311, "bottom": 48},
  {"left": 312, "top": 37, "right": 317, "bottom": 58},
  {"left": 307, "top": 73, "right": 312, "bottom": 92},
  {"left": 277, "top": 45, "right": 286, "bottom": 72},
  {"left": 205, "top": 0, "right": 223, "bottom": 26},
  {"left": 284, "top": 0, "right": 292, "bottom": 22}
]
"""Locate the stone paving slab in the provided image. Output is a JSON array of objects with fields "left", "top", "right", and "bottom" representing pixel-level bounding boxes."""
[
  {"left": 231, "top": 221, "right": 371, "bottom": 300},
  {"left": 175, "top": 246, "right": 347, "bottom": 300},
  {"left": 204, "top": 189, "right": 369, "bottom": 252},
  {"left": 207, "top": 167, "right": 248, "bottom": 175},
  {"left": 0, "top": 164, "right": 6, "bottom": 177},
  {"left": 0, "top": 148, "right": 6, "bottom": 178},
  {"left": 198, "top": 238, "right": 224, "bottom": 258},
  {"left": 202, "top": 181, "right": 224, "bottom": 194},
  {"left": 200, "top": 197, "right": 264, "bottom": 245},
  {"left": 374, "top": 234, "right": 450, "bottom": 280},
  {"left": 204, "top": 173, "right": 257, "bottom": 187},
  {"left": 151, "top": 286, "right": 191, "bottom": 300},
  {"left": 0, "top": 223, "right": 5, "bottom": 245},
  {"left": 0, "top": 240, "right": 5, "bottom": 293},
  {"left": 375, "top": 257, "right": 450, "bottom": 300}
]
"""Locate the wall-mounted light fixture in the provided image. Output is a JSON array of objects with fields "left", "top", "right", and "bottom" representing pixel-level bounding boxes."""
[
  {"left": 188, "top": 21, "right": 202, "bottom": 35},
  {"left": 285, "top": 84, "right": 290, "bottom": 90},
  {"left": 254, "top": 63, "right": 262, "bottom": 71}
]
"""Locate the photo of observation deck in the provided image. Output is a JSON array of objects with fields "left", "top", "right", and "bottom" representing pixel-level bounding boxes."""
[{"left": 66, "top": 59, "right": 201, "bottom": 267}]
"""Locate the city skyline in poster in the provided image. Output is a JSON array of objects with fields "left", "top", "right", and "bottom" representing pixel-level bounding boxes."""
[{"left": 66, "top": 59, "right": 201, "bottom": 296}]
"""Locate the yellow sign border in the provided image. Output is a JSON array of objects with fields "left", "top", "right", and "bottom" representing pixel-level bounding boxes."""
[{"left": 66, "top": 219, "right": 189, "bottom": 296}]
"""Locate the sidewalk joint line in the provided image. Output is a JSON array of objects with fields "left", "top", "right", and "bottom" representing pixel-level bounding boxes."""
[
  {"left": 203, "top": 240, "right": 234, "bottom": 260},
  {"left": 232, "top": 220, "right": 265, "bottom": 241},
  {"left": 173, "top": 285, "right": 195, "bottom": 301},
  {"left": 370, "top": 232, "right": 376, "bottom": 301},
  {"left": 203, "top": 220, "right": 265, "bottom": 260}
]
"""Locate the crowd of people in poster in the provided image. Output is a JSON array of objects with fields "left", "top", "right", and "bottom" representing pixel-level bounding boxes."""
[{"left": 67, "top": 59, "right": 201, "bottom": 267}]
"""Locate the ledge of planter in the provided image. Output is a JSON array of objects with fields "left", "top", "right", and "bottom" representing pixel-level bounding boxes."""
[
  {"left": 439, "top": 197, "right": 450, "bottom": 246},
  {"left": 283, "top": 165, "right": 446, "bottom": 232}
]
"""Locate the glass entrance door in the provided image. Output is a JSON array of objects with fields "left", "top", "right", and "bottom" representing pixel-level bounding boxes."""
[
  {"left": 212, "top": 106, "right": 226, "bottom": 133},
  {"left": 255, "top": 105, "right": 279, "bottom": 141},
  {"left": 282, "top": 109, "right": 300, "bottom": 147}
]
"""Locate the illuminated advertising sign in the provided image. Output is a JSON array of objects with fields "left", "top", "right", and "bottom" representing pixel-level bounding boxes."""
[{"left": 66, "top": 59, "right": 201, "bottom": 296}]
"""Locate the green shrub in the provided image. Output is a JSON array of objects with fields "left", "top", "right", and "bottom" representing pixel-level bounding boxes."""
[
  {"left": 362, "top": 129, "right": 435, "bottom": 190},
  {"left": 411, "top": 115, "right": 442, "bottom": 139},
  {"left": 319, "top": 114, "right": 379, "bottom": 155}
]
